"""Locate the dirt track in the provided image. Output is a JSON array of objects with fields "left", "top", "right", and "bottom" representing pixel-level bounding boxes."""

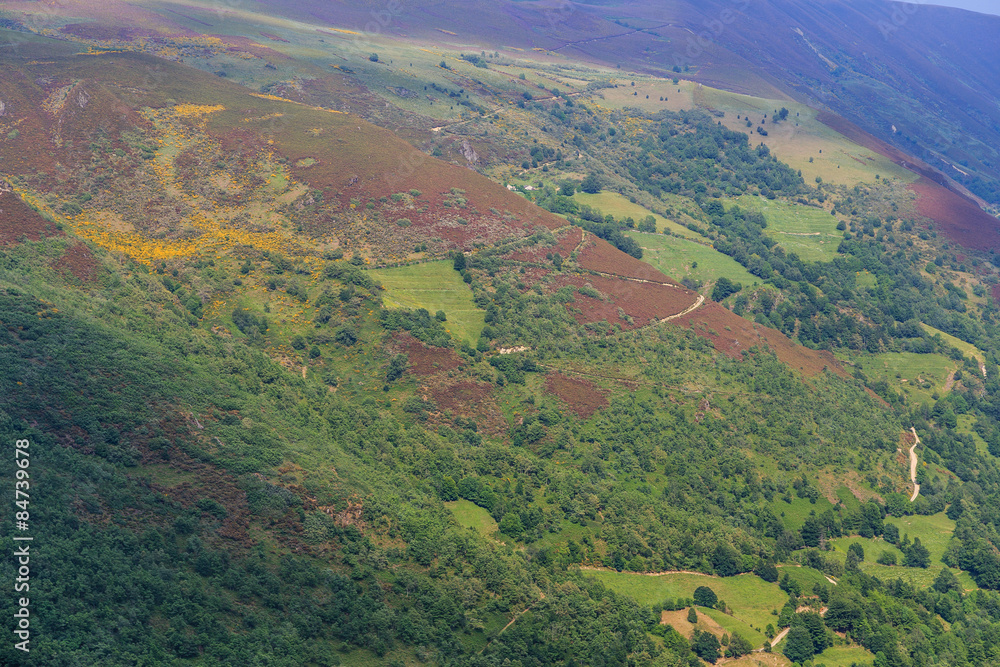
[{"left": 909, "top": 427, "right": 920, "bottom": 502}]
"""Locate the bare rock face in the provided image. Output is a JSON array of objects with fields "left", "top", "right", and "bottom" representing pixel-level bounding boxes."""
[
  {"left": 461, "top": 139, "right": 478, "bottom": 166},
  {"left": 0, "top": 100, "right": 5, "bottom": 116},
  {"left": 77, "top": 89, "right": 90, "bottom": 108}
]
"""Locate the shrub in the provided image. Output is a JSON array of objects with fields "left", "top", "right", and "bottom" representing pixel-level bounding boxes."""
[
  {"left": 395, "top": 218, "right": 412, "bottom": 227},
  {"left": 335, "top": 326, "right": 358, "bottom": 346},
  {"left": 877, "top": 550, "right": 898, "bottom": 566}
]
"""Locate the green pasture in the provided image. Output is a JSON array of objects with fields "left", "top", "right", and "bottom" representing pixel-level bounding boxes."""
[
  {"left": 768, "top": 495, "right": 837, "bottom": 531},
  {"left": 889, "top": 512, "right": 955, "bottom": 562},
  {"left": 587, "top": 570, "right": 787, "bottom": 633},
  {"left": 628, "top": 231, "right": 757, "bottom": 292},
  {"left": 697, "top": 86, "right": 916, "bottom": 187},
  {"left": 829, "top": 513, "right": 976, "bottom": 590},
  {"left": 852, "top": 351, "right": 956, "bottom": 404},
  {"left": 731, "top": 196, "right": 843, "bottom": 262},
  {"left": 921, "top": 322, "right": 985, "bottom": 366},
  {"left": 814, "top": 645, "right": 877, "bottom": 667},
  {"left": 775, "top": 565, "right": 831, "bottom": 592},
  {"left": 445, "top": 499, "right": 497, "bottom": 537},
  {"left": 956, "top": 414, "right": 990, "bottom": 457},
  {"left": 702, "top": 607, "right": 766, "bottom": 647},
  {"left": 368, "top": 261, "right": 484, "bottom": 343},
  {"left": 573, "top": 190, "right": 705, "bottom": 239}
]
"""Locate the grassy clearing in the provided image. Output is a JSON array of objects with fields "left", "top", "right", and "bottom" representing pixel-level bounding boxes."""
[
  {"left": 920, "top": 322, "right": 985, "bottom": 366},
  {"left": 888, "top": 512, "right": 955, "bottom": 562},
  {"left": 572, "top": 191, "right": 705, "bottom": 239},
  {"left": 768, "top": 495, "right": 837, "bottom": 531},
  {"left": 814, "top": 645, "right": 876, "bottom": 667},
  {"left": 828, "top": 536, "right": 904, "bottom": 568},
  {"left": 828, "top": 513, "right": 976, "bottom": 590},
  {"left": 444, "top": 499, "right": 497, "bottom": 536},
  {"left": 853, "top": 351, "right": 956, "bottom": 405},
  {"left": 957, "top": 414, "right": 990, "bottom": 457},
  {"left": 702, "top": 608, "right": 766, "bottom": 646},
  {"left": 776, "top": 565, "right": 830, "bottom": 592},
  {"left": 628, "top": 231, "right": 758, "bottom": 292},
  {"left": 835, "top": 486, "right": 862, "bottom": 513},
  {"left": 368, "top": 261, "right": 484, "bottom": 343},
  {"left": 592, "top": 77, "right": 698, "bottom": 113},
  {"left": 696, "top": 86, "right": 915, "bottom": 187},
  {"left": 587, "top": 571, "right": 787, "bottom": 632},
  {"left": 731, "top": 196, "right": 843, "bottom": 262}
]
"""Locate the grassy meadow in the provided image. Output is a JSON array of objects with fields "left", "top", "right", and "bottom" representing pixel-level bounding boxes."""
[
  {"left": 368, "top": 261, "right": 485, "bottom": 343},
  {"left": 587, "top": 570, "right": 787, "bottom": 634},
  {"left": 852, "top": 351, "right": 957, "bottom": 404},
  {"left": 628, "top": 231, "right": 758, "bottom": 291},
  {"left": 445, "top": 499, "right": 497, "bottom": 536},
  {"left": 696, "top": 86, "right": 916, "bottom": 187},
  {"left": 731, "top": 195, "right": 844, "bottom": 262},
  {"left": 573, "top": 190, "right": 706, "bottom": 239}
]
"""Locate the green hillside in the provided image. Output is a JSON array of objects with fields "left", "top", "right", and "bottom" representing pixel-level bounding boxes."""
[{"left": 4, "top": 11, "right": 1000, "bottom": 667}]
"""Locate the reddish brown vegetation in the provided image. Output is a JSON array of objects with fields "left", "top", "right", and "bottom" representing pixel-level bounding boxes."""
[
  {"left": 53, "top": 242, "right": 99, "bottom": 283},
  {"left": 668, "top": 302, "right": 843, "bottom": 377},
  {"left": 908, "top": 177, "right": 1000, "bottom": 251},
  {"left": 127, "top": 425, "right": 254, "bottom": 546},
  {"left": 429, "top": 380, "right": 506, "bottom": 434},
  {"left": 390, "top": 333, "right": 463, "bottom": 376},
  {"left": 544, "top": 372, "right": 608, "bottom": 418},
  {"left": 575, "top": 235, "right": 677, "bottom": 284},
  {"left": 550, "top": 274, "right": 697, "bottom": 329},
  {"left": 817, "top": 113, "right": 1000, "bottom": 250},
  {"left": 505, "top": 226, "right": 583, "bottom": 263},
  {"left": 0, "top": 192, "right": 61, "bottom": 245}
]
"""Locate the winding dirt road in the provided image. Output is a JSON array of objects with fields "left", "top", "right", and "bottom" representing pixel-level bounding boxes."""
[
  {"left": 909, "top": 427, "right": 920, "bottom": 502},
  {"left": 661, "top": 293, "right": 705, "bottom": 322}
]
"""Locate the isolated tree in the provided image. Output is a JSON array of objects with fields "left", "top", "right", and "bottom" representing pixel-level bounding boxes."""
[
  {"left": 637, "top": 215, "right": 657, "bottom": 232},
  {"left": 904, "top": 538, "right": 931, "bottom": 568},
  {"left": 335, "top": 325, "right": 358, "bottom": 346},
  {"left": 848, "top": 542, "right": 866, "bottom": 562},
  {"left": 711, "top": 277, "right": 742, "bottom": 302},
  {"left": 580, "top": 173, "right": 601, "bottom": 194},
  {"left": 877, "top": 550, "right": 898, "bottom": 566},
  {"left": 693, "top": 586, "right": 718, "bottom": 608},
  {"left": 687, "top": 607, "right": 698, "bottom": 624},
  {"left": 369, "top": 53, "right": 379, "bottom": 62}
]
